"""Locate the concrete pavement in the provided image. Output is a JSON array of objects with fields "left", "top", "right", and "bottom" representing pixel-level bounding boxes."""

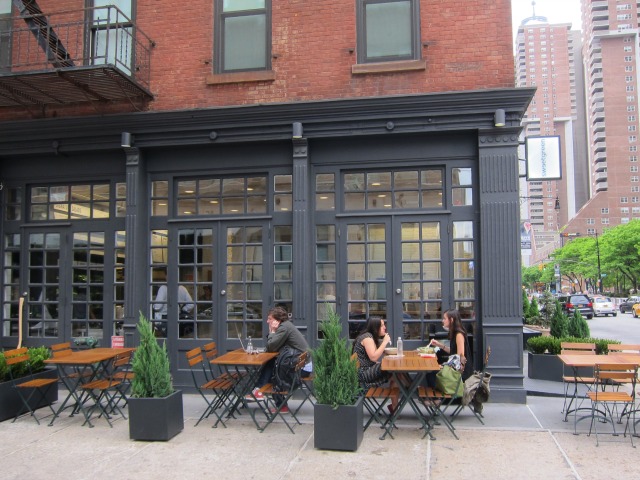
[{"left": 2, "top": 367, "right": 639, "bottom": 480}]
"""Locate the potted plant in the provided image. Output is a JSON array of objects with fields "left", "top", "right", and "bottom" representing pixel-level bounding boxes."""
[
  {"left": 0, "top": 346, "right": 58, "bottom": 422},
  {"left": 313, "top": 306, "right": 363, "bottom": 451},
  {"left": 128, "top": 312, "right": 183, "bottom": 441}
]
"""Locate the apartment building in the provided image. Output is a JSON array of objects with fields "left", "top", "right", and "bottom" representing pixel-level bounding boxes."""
[
  {"left": 0, "top": 0, "right": 530, "bottom": 400},
  {"left": 515, "top": 14, "right": 590, "bottom": 264},
  {"left": 561, "top": 0, "right": 640, "bottom": 237}
]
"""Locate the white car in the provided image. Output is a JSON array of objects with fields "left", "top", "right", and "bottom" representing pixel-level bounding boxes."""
[{"left": 592, "top": 296, "right": 617, "bottom": 317}]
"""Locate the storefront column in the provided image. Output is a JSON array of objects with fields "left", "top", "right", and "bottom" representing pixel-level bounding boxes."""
[
  {"left": 478, "top": 130, "right": 526, "bottom": 403},
  {"left": 291, "top": 133, "right": 311, "bottom": 335},
  {"left": 123, "top": 144, "right": 148, "bottom": 347}
]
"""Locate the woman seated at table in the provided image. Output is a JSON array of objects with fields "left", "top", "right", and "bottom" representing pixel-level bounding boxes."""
[
  {"left": 352, "top": 316, "right": 400, "bottom": 413},
  {"left": 429, "top": 309, "right": 473, "bottom": 382}
]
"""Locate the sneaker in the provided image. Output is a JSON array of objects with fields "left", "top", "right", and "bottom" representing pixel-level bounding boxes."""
[
  {"left": 244, "top": 388, "right": 265, "bottom": 402},
  {"left": 270, "top": 405, "right": 289, "bottom": 414}
]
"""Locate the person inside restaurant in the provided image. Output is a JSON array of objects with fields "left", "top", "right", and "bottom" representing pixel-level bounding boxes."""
[{"left": 247, "top": 306, "right": 310, "bottom": 413}]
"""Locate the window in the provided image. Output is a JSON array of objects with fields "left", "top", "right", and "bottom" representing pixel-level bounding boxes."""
[
  {"left": 215, "top": 0, "right": 270, "bottom": 73},
  {"left": 0, "top": 0, "right": 12, "bottom": 72},
  {"left": 601, "top": 208, "right": 609, "bottom": 214},
  {"left": 357, "top": 0, "right": 420, "bottom": 63},
  {"left": 621, "top": 197, "right": 629, "bottom": 204},
  {"left": 30, "top": 184, "right": 111, "bottom": 221},
  {"left": 91, "top": 1, "right": 134, "bottom": 73}
]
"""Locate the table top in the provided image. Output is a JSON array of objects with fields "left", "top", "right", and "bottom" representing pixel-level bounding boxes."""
[
  {"left": 211, "top": 348, "right": 278, "bottom": 366},
  {"left": 558, "top": 353, "right": 640, "bottom": 367},
  {"left": 382, "top": 350, "right": 440, "bottom": 372},
  {"left": 44, "top": 347, "right": 135, "bottom": 365}
]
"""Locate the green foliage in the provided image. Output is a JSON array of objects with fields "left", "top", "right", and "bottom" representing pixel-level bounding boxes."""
[
  {"left": 522, "top": 290, "right": 531, "bottom": 319},
  {"left": 549, "top": 301, "right": 569, "bottom": 339},
  {"left": 526, "top": 336, "right": 619, "bottom": 355},
  {"left": 567, "top": 310, "right": 590, "bottom": 339},
  {"left": 313, "top": 306, "right": 361, "bottom": 408},
  {"left": 529, "top": 297, "right": 540, "bottom": 317},
  {"left": 0, "top": 346, "right": 50, "bottom": 382},
  {"left": 130, "top": 312, "right": 174, "bottom": 398}
]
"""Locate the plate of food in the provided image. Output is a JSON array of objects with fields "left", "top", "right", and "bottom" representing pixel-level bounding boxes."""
[
  {"left": 416, "top": 345, "right": 438, "bottom": 357},
  {"left": 384, "top": 347, "right": 398, "bottom": 355}
]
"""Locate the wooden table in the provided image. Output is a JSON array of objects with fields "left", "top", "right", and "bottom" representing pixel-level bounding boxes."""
[
  {"left": 45, "top": 347, "right": 135, "bottom": 427},
  {"left": 211, "top": 349, "right": 278, "bottom": 429},
  {"left": 381, "top": 351, "right": 440, "bottom": 440},
  {"left": 558, "top": 353, "right": 640, "bottom": 433}
]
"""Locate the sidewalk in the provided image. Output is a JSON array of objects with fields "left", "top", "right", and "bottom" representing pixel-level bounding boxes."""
[{"left": 2, "top": 373, "right": 639, "bottom": 480}]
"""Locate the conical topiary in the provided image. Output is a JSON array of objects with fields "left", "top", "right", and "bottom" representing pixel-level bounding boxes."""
[
  {"left": 313, "top": 306, "right": 361, "bottom": 408},
  {"left": 130, "top": 312, "right": 174, "bottom": 398}
]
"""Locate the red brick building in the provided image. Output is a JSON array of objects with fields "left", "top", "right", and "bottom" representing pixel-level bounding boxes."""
[{"left": 0, "top": 0, "right": 532, "bottom": 401}]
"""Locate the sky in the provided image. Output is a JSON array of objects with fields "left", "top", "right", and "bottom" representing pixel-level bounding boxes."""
[{"left": 511, "top": 0, "right": 582, "bottom": 41}]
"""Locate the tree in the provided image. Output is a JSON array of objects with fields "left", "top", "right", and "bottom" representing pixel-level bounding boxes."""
[
  {"left": 549, "top": 301, "right": 569, "bottom": 338},
  {"left": 567, "top": 310, "right": 590, "bottom": 339},
  {"left": 599, "top": 220, "right": 640, "bottom": 293},
  {"left": 522, "top": 289, "right": 531, "bottom": 320}
]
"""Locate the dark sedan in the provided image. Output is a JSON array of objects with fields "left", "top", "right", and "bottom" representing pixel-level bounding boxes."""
[{"left": 619, "top": 296, "right": 640, "bottom": 314}]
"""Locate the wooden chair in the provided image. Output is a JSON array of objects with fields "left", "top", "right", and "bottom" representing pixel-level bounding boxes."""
[
  {"left": 80, "top": 350, "right": 133, "bottom": 427},
  {"left": 186, "top": 347, "right": 237, "bottom": 428},
  {"left": 4, "top": 347, "right": 59, "bottom": 425},
  {"left": 202, "top": 341, "right": 246, "bottom": 382},
  {"left": 607, "top": 344, "right": 640, "bottom": 355},
  {"left": 561, "top": 342, "right": 597, "bottom": 417},
  {"left": 418, "top": 370, "right": 464, "bottom": 440},
  {"left": 255, "top": 351, "right": 307, "bottom": 433},
  {"left": 587, "top": 363, "right": 638, "bottom": 446},
  {"left": 351, "top": 352, "right": 398, "bottom": 439},
  {"left": 291, "top": 352, "right": 316, "bottom": 416}
]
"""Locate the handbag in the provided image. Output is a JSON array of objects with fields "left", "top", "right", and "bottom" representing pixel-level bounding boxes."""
[{"left": 435, "top": 364, "right": 463, "bottom": 397}]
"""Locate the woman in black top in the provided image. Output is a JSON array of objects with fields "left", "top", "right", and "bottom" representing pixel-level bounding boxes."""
[{"left": 430, "top": 309, "right": 473, "bottom": 380}]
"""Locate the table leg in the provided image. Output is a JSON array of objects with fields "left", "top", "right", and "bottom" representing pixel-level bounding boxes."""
[{"left": 381, "top": 372, "right": 432, "bottom": 440}]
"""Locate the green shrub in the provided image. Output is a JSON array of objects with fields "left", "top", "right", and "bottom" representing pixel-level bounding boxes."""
[
  {"left": 0, "top": 346, "right": 51, "bottom": 382},
  {"left": 522, "top": 290, "right": 531, "bottom": 319},
  {"left": 313, "top": 306, "right": 361, "bottom": 408},
  {"left": 549, "top": 302, "right": 569, "bottom": 339},
  {"left": 526, "top": 336, "right": 620, "bottom": 355},
  {"left": 567, "top": 310, "right": 590, "bottom": 338},
  {"left": 526, "top": 336, "right": 561, "bottom": 354},
  {"left": 130, "top": 312, "right": 174, "bottom": 398}
]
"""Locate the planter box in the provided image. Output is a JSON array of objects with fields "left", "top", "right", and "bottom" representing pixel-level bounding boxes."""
[
  {"left": 314, "top": 396, "right": 363, "bottom": 452},
  {"left": 0, "top": 367, "right": 59, "bottom": 422},
  {"left": 129, "top": 390, "right": 184, "bottom": 441},
  {"left": 527, "top": 352, "right": 593, "bottom": 383}
]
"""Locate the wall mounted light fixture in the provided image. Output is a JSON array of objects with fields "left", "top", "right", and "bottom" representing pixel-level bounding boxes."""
[
  {"left": 292, "top": 122, "right": 303, "bottom": 139},
  {"left": 121, "top": 132, "right": 133, "bottom": 148},
  {"left": 494, "top": 109, "right": 506, "bottom": 127}
]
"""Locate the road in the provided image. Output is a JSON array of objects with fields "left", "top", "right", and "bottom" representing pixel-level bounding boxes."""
[{"left": 588, "top": 310, "right": 640, "bottom": 344}]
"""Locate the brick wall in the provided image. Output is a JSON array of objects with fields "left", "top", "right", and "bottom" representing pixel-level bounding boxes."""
[{"left": 0, "top": 0, "right": 515, "bottom": 119}]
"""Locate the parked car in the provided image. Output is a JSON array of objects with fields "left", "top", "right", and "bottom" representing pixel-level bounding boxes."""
[
  {"left": 565, "top": 294, "right": 594, "bottom": 319},
  {"left": 592, "top": 296, "right": 617, "bottom": 317},
  {"left": 632, "top": 302, "right": 640, "bottom": 318},
  {"left": 619, "top": 296, "right": 640, "bottom": 314}
]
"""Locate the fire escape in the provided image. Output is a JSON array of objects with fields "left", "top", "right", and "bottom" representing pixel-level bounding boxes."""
[{"left": 0, "top": 1, "right": 154, "bottom": 110}]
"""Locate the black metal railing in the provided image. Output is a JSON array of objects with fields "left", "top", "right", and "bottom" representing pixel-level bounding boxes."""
[{"left": 0, "top": 5, "right": 154, "bottom": 89}]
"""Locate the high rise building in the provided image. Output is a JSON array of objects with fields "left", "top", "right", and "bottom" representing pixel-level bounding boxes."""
[
  {"left": 516, "top": 12, "right": 589, "bottom": 263},
  {"left": 561, "top": 0, "right": 640, "bottom": 236}
]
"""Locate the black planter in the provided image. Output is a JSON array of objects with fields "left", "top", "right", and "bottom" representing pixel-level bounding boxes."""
[
  {"left": 128, "top": 390, "right": 184, "bottom": 441},
  {"left": 0, "top": 367, "right": 59, "bottom": 422},
  {"left": 527, "top": 352, "right": 594, "bottom": 382},
  {"left": 314, "top": 396, "right": 363, "bottom": 451}
]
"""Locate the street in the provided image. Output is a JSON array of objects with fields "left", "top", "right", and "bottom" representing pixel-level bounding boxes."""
[{"left": 588, "top": 310, "right": 640, "bottom": 344}]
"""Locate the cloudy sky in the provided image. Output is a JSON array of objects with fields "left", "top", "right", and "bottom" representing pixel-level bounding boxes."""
[{"left": 511, "top": 0, "right": 582, "bottom": 40}]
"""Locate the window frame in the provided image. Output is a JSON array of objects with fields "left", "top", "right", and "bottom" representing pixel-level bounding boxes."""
[
  {"left": 356, "top": 0, "right": 421, "bottom": 64},
  {"left": 214, "top": 0, "right": 272, "bottom": 74}
]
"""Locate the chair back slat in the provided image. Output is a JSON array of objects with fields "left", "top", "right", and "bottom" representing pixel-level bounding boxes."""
[
  {"left": 51, "top": 342, "right": 73, "bottom": 358},
  {"left": 186, "top": 347, "right": 204, "bottom": 367},
  {"left": 595, "top": 363, "right": 638, "bottom": 384},
  {"left": 561, "top": 342, "right": 596, "bottom": 352},
  {"left": 4, "top": 347, "right": 30, "bottom": 366},
  {"left": 607, "top": 344, "right": 640, "bottom": 354}
]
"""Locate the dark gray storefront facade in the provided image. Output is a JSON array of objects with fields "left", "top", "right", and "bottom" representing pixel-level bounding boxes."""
[{"left": 0, "top": 88, "right": 534, "bottom": 402}]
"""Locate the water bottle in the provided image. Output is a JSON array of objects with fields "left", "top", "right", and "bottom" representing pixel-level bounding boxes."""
[
  {"left": 247, "top": 336, "right": 253, "bottom": 354},
  {"left": 397, "top": 336, "right": 403, "bottom": 357}
]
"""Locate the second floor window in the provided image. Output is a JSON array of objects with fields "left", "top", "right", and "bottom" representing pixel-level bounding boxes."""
[
  {"left": 357, "top": 0, "right": 420, "bottom": 63},
  {"left": 215, "top": 0, "right": 270, "bottom": 73}
]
